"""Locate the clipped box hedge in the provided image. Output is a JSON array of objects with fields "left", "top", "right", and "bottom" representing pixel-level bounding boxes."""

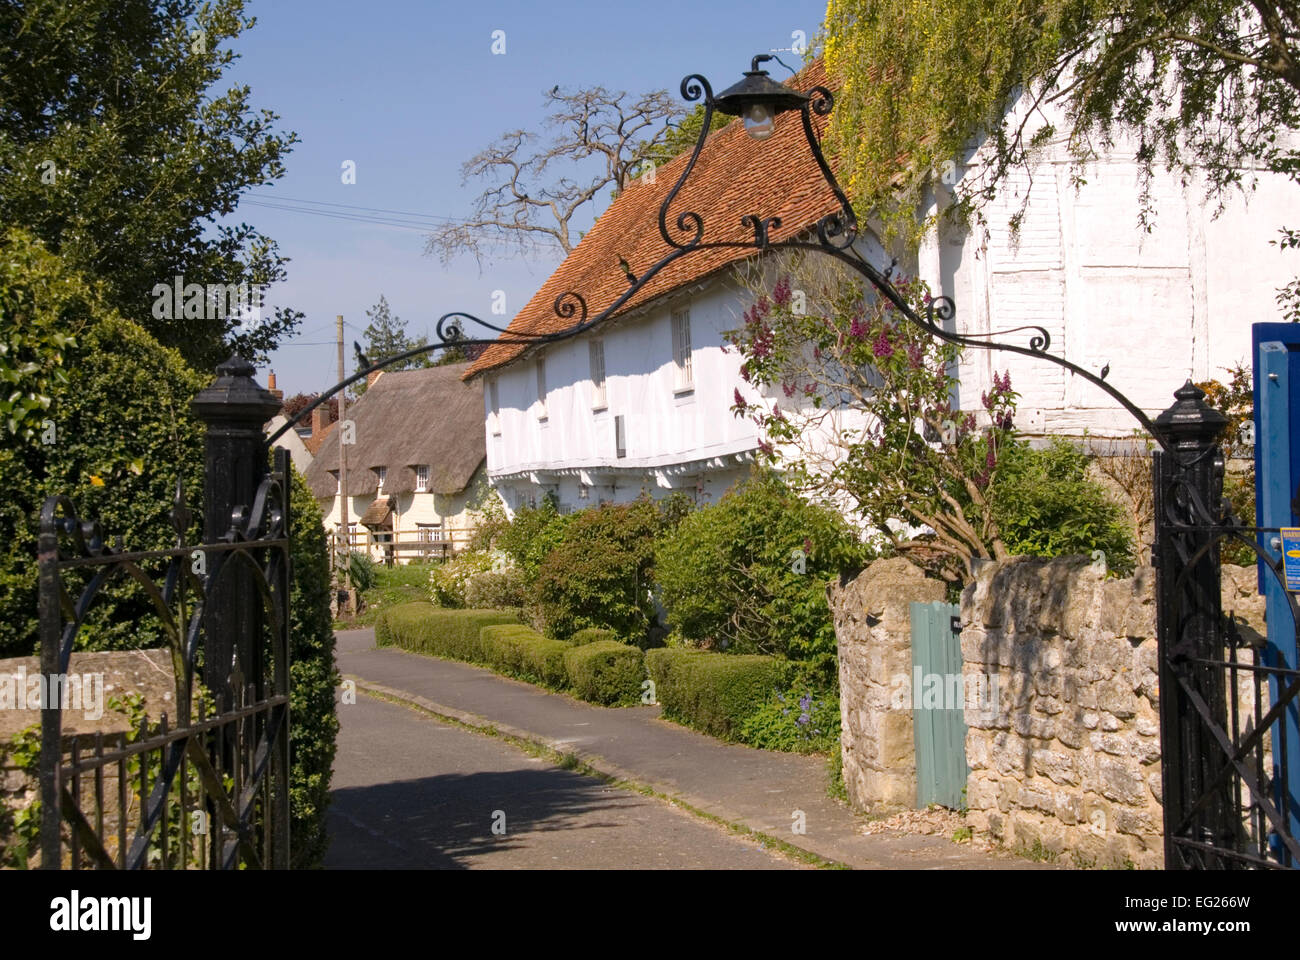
[
  {"left": 645, "top": 648, "right": 784, "bottom": 741},
  {"left": 564, "top": 640, "right": 646, "bottom": 705},
  {"left": 479, "top": 624, "right": 570, "bottom": 689},
  {"left": 376, "top": 603, "right": 519, "bottom": 662},
  {"left": 568, "top": 627, "right": 616, "bottom": 647}
]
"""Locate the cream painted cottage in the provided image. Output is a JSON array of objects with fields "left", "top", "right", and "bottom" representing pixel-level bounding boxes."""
[{"left": 305, "top": 363, "right": 486, "bottom": 561}]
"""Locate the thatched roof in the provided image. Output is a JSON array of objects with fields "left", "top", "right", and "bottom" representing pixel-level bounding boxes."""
[{"left": 304, "top": 364, "right": 485, "bottom": 500}]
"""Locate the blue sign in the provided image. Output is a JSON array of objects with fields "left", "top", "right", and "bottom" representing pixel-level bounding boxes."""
[{"left": 1283, "top": 527, "right": 1300, "bottom": 592}]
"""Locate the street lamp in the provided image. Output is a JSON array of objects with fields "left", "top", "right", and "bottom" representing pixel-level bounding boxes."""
[{"left": 712, "top": 55, "right": 808, "bottom": 140}]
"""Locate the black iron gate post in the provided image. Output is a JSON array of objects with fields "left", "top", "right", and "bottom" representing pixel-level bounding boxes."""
[
  {"left": 1153, "top": 382, "right": 1238, "bottom": 866},
  {"left": 190, "top": 355, "right": 283, "bottom": 706}
]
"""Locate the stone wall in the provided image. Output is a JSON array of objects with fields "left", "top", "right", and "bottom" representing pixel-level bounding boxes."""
[
  {"left": 960, "top": 557, "right": 1267, "bottom": 869},
  {"left": 0, "top": 649, "right": 175, "bottom": 869},
  {"left": 831, "top": 557, "right": 946, "bottom": 813}
]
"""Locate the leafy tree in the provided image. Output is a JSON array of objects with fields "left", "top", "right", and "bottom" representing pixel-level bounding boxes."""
[
  {"left": 631, "top": 102, "right": 732, "bottom": 181},
  {"left": 355, "top": 295, "right": 431, "bottom": 394},
  {"left": 822, "top": 0, "right": 1300, "bottom": 294},
  {"left": 0, "top": 0, "right": 302, "bottom": 369}
]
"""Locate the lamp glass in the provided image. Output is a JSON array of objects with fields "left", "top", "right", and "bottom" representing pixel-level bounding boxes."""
[{"left": 742, "top": 102, "right": 775, "bottom": 140}]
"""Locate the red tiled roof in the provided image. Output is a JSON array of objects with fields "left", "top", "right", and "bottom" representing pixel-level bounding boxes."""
[{"left": 465, "top": 59, "right": 840, "bottom": 379}]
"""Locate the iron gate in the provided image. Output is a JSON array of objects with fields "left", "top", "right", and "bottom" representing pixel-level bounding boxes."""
[
  {"left": 1153, "top": 382, "right": 1300, "bottom": 868},
  {"left": 36, "top": 357, "right": 291, "bottom": 869}
]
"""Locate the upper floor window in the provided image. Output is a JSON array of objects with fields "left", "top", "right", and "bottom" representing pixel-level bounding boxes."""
[
  {"left": 415, "top": 464, "right": 430, "bottom": 493},
  {"left": 489, "top": 379, "right": 501, "bottom": 435},
  {"left": 589, "top": 338, "right": 607, "bottom": 410},
  {"left": 536, "top": 358, "right": 548, "bottom": 419},
  {"left": 330, "top": 470, "right": 340, "bottom": 494},
  {"left": 671, "top": 308, "right": 693, "bottom": 391},
  {"left": 374, "top": 466, "right": 387, "bottom": 491}
]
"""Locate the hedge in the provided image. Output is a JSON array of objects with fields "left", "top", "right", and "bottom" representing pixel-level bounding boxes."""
[
  {"left": 479, "top": 624, "right": 570, "bottom": 688},
  {"left": 564, "top": 641, "right": 646, "bottom": 705},
  {"left": 569, "top": 627, "right": 616, "bottom": 647},
  {"left": 645, "top": 648, "right": 785, "bottom": 741},
  {"left": 376, "top": 604, "right": 519, "bottom": 662}
]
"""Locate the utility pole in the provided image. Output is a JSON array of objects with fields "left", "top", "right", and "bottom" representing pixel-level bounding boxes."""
[{"left": 337, "top": 314, "right": 350, "bottom": 594}]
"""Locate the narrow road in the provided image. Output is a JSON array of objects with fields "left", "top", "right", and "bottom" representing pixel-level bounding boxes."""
[{"left": 325, "top": 692, "right": 804, "bottom": 869}]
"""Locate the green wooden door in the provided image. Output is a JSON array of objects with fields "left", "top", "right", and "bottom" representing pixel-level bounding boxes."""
[{"left": 910, "top": 601, "right": 969, "bottom": 809}]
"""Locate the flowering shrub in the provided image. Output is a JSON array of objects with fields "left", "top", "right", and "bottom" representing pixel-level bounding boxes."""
[
  {"left": 428, "top": 550, "right": 513, "bottom": 608},
  {"left": 737, "top": 682, "right": 841, "bottom": 754},
  {"left": 728, "top": 253, "right": 1020, "bottom": 580}
]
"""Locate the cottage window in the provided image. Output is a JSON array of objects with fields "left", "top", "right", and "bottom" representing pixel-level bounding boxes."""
[
  {"left": 374, "top": 466, "right": 387, "bottom": 491},
  {"left": 615, "top": 414, "right": 627, "bottom": 459},
  {"left": 331, "top": 470, "right": 340, "bottom": 494},
  {"left": 415, "top": 464, "right": 430, "bottom": 493},
  {"left": 671, "top": 308, "right": 693, "bottom": 391},
  {"left": 536, "top": 358, "right": 548, "bottom": 419},
  {"left": 589, "top": 338, "right": 607, "bottom": 410}
]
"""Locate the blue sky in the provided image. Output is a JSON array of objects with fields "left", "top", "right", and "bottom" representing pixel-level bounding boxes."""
[{"left": 225, "top": 0, "right": 829, "bottom": 397}]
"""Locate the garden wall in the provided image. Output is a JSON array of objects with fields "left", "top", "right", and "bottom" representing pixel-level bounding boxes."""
[{"left": 960, "top": 558, "right": 1267, "bottom": 868}]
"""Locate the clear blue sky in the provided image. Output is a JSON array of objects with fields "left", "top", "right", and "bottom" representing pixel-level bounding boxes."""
[{"left": 225, "top": 0, "right": 829, "bottom": 397}]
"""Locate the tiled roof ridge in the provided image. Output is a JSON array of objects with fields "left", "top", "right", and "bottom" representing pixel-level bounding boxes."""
[{"left": 465, "top": 57, "right": 838, "bottom": 379}]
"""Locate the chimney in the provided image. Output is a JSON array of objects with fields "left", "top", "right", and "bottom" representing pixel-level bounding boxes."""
[
  {"left": 267, "top": 370, "right": 284, "bottom": 401},
  {"left": 366, "top": 369, "right": 383, "bottom": 390},
  {"left": 311, "top": 404, "right": 333, "bottom": 437}
]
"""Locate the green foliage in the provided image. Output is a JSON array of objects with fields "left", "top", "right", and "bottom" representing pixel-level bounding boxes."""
[
  {"left": 376, "top": 603, "right": 520, "bottom": 663},
  {"left": 823, "top": 1, "right": 1300, "bottom": 250},
  {"left": 989, "top": 440, "right": 1136, "bottom": 575},
  {"left": 0, "top": 229, "right": 88, "bottom": 441},
  {"left": 826, "top": 745, "right": 848, "bottom": 802},
  {"left": 535, "top": 498, "right": 662, "bottom": 643},
  {"left": 463, "top": 568, "right": 527, "bottom": 610},
  {"left": 563, "top": 640, "right": 646, "bottom": 706},
  {"left": 286, "top": 466, "right": 341, "bottom": 868},
  {"left": 354, "top": 295, "right": 431, "bottom": 396},
  {"left": 635, "top": 102, "right": 732, "bottom": 174},
  {"left": 654, "top": 470, "right": 868, "bottom": 681},
  {"left": 1198, "top": 364, "right": 1255, "bottom": 565},
  {"left": 495, "top": 497, "right": 574, "bottom": 583},
  {"left": 477, "top": 624, "right": 570, "bottom": 689},
  {"left": 346, "top": 551, "right": 377, "bottom": 593},
  {"left": 345, "top": 561, "right": 438, "bottom": 627},
  {"left": 569, "top": 627, "right": 617, "bottom": 647},
  {"left": 0, "top": 314, "right": 205, "bottom": 658},
  {"left": 0, "top": 724, "right": 41, "bottom": 869},
  {"left": 737, "top": 682, "right": 841, "bottom": 754},
  {"left": 0, "top": 0, "right": 302, "bottom": 368},
  {"left": 645, "top": 648, "right": 784, "bottom": 742},
  {"left": 729, "top": 256, "right": 1017, "bottom": 581},
  {"left": 428, "top": 550, "right": 498, "bottom": 608}
]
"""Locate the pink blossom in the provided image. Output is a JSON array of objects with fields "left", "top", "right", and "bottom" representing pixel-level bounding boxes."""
[
  {"left": 734, "top": 388, "right": 747, "bottom": 411},
  {"left": 773, "top": 276, "right": 791, "bottom": 307},
  {"left": 872, "top": 330, "right": 893, "bottom": 358},
  {"left": 783, "top": 381, "right": 796, "bottom": 398}
]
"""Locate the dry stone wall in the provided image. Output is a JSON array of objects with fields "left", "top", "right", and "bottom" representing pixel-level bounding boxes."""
[{"left": 960, "top": 557, "right": 1267, "bottom": 868}]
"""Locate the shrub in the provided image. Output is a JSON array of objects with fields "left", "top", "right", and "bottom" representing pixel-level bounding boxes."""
[
  {"left": 478, "top": 624, "right": 569, "bottom": 688},
  {"left": 653, "top": 470, "right": 868, "bottom": 681},
  {"left": 495, "top": 497, "right": 574, "bottom": 583},
  {"left": 346, "top": 551, "right": 377, "bottom": 593},
  {"left": 989, "top": 440, "right": 1136, "bottom": 576},
  {"left": 428, "top": 550, "right": 497, "bottom": 607},
  {"left": 645, "top": 648, "right": 784, "bottom": 741},
  {"left": 377, "top": 603, "right": 519, "bottom": 662},
  {"left": 463, "top": 568, "right": 527, "bottom": 610},
  {"left": 569, "top": 627, "right": 617, "bottom": 646},
  {"left": 564, "top": 641, "right": 646, "bottom": 705},
  {"left": 287, "top": 466, "right": 342, "bottom": 868},
  {"left": 535, "top": 498, "right": 663, "bottom": 643},
  {"left": 737, "top": 683, "right": 841, "bottom": 753}
]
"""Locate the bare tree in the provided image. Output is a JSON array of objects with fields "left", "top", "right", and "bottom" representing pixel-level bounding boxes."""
[{"left": 425, "top": 86, "right": 684, "bottom": 266}]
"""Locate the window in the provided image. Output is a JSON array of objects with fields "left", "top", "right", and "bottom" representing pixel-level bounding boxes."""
[
  {"left": 415, "top": 464, "right": 430, "bottom": 492},
  {"left": 374, "top": 466, "right": 387, "bottom": 491},
  {"left": 671, "top": 308, "right": 693, "bottom": 391},
  {"left": 615, "top": 414, "right": 627, "bottom": 459},
  {"left": 331, "top": 470, "right": 340, "bottom": 494},
  {"left": 489, "top": 379, "right": 501, "bottom": 435},
  {"left": 589, "top": 338, "right": 607, "bottom": 410},
  {"left": 536, "top": 358, "right": 548, "bottom": 419},
  {"left": 416, "top": 522, "right": 442, "bottom": 542}
]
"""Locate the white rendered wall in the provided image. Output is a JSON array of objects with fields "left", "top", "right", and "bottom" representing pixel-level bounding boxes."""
[{"left": 932, "top": 98, "right": 1300, "bottom": 439}]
